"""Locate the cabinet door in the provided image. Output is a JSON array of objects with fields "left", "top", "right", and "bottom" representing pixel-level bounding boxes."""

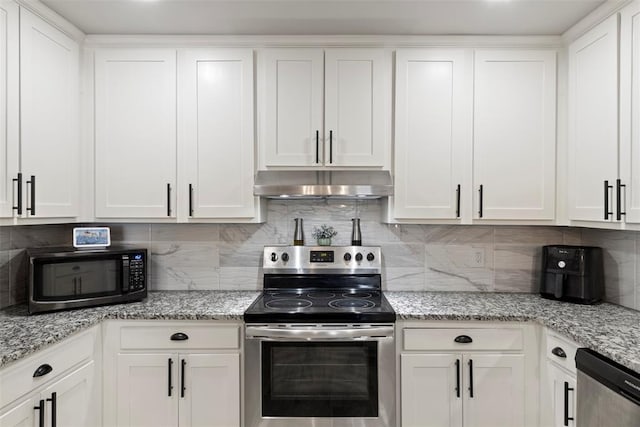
[
  {"left": 261, "top": 48, "right": 324, "bottom": 167},
  {"left": 394, "top": 49, "right": 471, "bottom": 219},
  {"left": 621, "top": 3, "right": 640, "bottom": 223},
  {"left": 325, "top": 48, "right": 390, "bottom": 167},
  {"left": 0, "top": 397, "right": 38, "bottom": 427},
  {"left": 178, "top": 49, "right": 256, "bottom": 219},
  {"left": 474, "top": 50, "right": 556, "bottom": 220},
  {"left": 462, "top": 354, "right": 525, "bottom": 427},
  {"left": 40, "top": 361, "right": 98, "bottom": 427},
  {"left": 117, "top": 353, "right": 178, "bottom": 427},
  {"left": 568, "top": 15, "right": 619, "bottom": 222},
  {"left": 400, "top": 353, "right": 463, "bottom": 427},
  {"left": 20, "top": 8, "right": 79, "bottom": 218},
  {"left": 546, "top": 364, "right": 577, "bottom": 427},
  {"left": 0, "top": 0, "right": 18, "bottom": 218},
  {"left": 179, "top": 353, "right": 240, "bottom": 427},
  {"left": 95, "top": 49, "right": 176, "bottom": 218}
]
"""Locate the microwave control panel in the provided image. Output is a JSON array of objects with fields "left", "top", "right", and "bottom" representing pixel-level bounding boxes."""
[{"left": 123, "top": 253, "right": 146, "bottom": 292}]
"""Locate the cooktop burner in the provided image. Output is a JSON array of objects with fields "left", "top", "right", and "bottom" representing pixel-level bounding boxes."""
[
  {"left": 329, "top": 299, "right": 376, "bottom": 309},
  {"left": 243, "top": 246, "right": 396, "bottom": 323},
  {"left": 264, "top": 298, "right": 313, "bottom": 309}
]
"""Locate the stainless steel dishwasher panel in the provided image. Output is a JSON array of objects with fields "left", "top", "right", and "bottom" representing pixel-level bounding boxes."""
[{"left": 576, "top": 348, "right": 640, "bottom": 427}]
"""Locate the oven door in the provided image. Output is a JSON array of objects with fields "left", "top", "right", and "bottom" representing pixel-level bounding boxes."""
[{"left": 245, "top": 324, "right": 395, "bottom": 427}]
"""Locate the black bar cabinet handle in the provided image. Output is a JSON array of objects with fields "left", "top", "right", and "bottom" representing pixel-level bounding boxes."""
[
  {"left": 170, "top": 332, "right": 189, "bottom": 341},
  {"left": 617, "top": 179, "right": 626, "bottom": 221},
  {"left": 478, "top": 185, "right": 483, "bottom": 218},
  {"left": 455, "top": 359, "right": 461, "bottom": 398},
  {"left": 167, "top": 183, "right": 172, "bottom": 217},
  {"left": 168, "top": 358, "right": 173, "bottom": 396},
  {"left": 34, "top": 399, "right": 45, "bottom": 427},
  {"left": 604, "top": 180, "right": 613, "bottom": 220},
  {"left": 315, "top": 130, "right": 320, "bottom": 164},
  {"left": 468, "top": 359, "right": 474, "bottom": 398},
  {"left": 47, "top": 392, "right": 57, "bottom": 427},
  {"left": 181, "top": 359, "right": 186, "bottom": 398},
  {"left": 551, "top": 346, "right": 567, "bottom": 358},
  {"left": 564, "top": 381, "right": 574, "bottom": 426},
  {"left": 454, "top": 335, "right": 473, "bottom": 344},
  {"left": 329, "top": 130, "right": 333, "bottom": 164},
  {"left": 188, "top": 184, "right": 194, "bottom": 217},
  {"left": 12, "top": 172, "right": 22, "bottom": 215},
  {"left": 456, "top": 184, "right": 461, "bottom": 218},
  {"left": 33, "top": 363, "right": 53, "bottom": 378},
  {"left": 26, "top": 175, "right": 35, "bottom": 216}
]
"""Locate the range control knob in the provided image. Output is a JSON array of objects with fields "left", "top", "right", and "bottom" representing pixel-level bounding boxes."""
[
  {"left": 557, "top": 260, "right": 566, "bottom": 269},
  {"left": 355, "top": 253, "right": 363, "bottom": 262},
  {"left": 270, "top": 252, "right": 278, "bottom": 262},
  {"left": 367, "top": 253, "right": 375, "bottom": 262},
  {"left": 344, "top": 253, "right": 352, "bottom": 262},
  {"left": 281, "top": 253, "right": 289, "bottom": 262}
]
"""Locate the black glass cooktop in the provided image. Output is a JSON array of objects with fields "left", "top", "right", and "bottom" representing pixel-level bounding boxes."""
[{"left": 244, "top": 287, "right": 396, "bottom": 323}]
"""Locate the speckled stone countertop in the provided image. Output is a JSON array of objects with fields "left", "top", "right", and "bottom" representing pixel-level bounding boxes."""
[
  {"left": 2, "top": 291, "right": 640, "bottom": 375},
  {"left": 385, "top": 292, "right": 640, "bottom": 373},
  {"left": 0, "top": 291, "right": 258, "bottom": 369}
]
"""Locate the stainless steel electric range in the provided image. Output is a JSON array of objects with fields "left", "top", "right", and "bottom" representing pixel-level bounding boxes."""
[{"left": 244, "top": 246, "right": 396, "bottom": 427}]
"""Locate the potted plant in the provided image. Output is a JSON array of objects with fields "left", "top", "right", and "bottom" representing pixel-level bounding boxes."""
[{"left": 312, "top": 225, "right": 338, "bottom": 246}]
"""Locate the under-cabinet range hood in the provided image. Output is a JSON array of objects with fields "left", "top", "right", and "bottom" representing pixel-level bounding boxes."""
[{"left": 254, "top": 170, "right": 393, "bottom": 199}]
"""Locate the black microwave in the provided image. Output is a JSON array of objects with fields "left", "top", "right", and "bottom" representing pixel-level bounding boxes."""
[{"left": 27, "top": 247, "right": 147, "bottom": 314}]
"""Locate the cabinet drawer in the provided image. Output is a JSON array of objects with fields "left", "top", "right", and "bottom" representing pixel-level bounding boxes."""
[
  {"left": 120, "top": 324, "right": 240, "bottom": 350},
  {"left": 546, "top": 332, "right": 580, "bottom": 375},
  {"left": 0, "top": 328, "right": 95, "bottom": 409},
  {"left": 403, "top": 327, "right": 523, "bottom": 351}
]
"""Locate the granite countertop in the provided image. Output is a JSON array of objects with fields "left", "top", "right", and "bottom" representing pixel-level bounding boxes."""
[
  {"left": 386, "top": 291, "right": 640, "bottom": 373},
  {"left": 0, "top": 291, "right": 259, "bottom": 369},
  {"left": 1, "top": 290, "right": 639, "bottom": 374}
]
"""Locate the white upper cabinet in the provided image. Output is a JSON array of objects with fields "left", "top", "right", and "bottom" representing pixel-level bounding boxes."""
[
  {"left": 474, "top": 50, "right": 557, "bottom": 220},
  {"left": 178, "top": 49, "right": 257, "bottom": 220},
  {"left": 0, "top": 0, "right": 18, "bottom": 219},
  {"left": 261, "top": 48, "right": 324, "bottom": 167},
  {"left": 621, "top": 2, "right": 640, "bottom": 223},
  {"left": 20, "top": 8, "right": 79, "bottom": 218},
  {"left": 259, "top": 48, "right": 391, "bottom": 169},
  {"left": 393, "top": 49, "right": 471, "bottom": 220},
  {"left": 568, "top": 15, "right": 619, "bottom": 222},
  {"left": 94, "top": 49, "right": 177, "bottom": 219},
  {"left": 324, "top": 49, "right": 389, "bottom": 167}
]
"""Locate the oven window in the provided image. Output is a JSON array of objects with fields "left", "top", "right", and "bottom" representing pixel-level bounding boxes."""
[
  {"left": 34, "top": 259, "right": 120, "bottom": 300},
  {"left": 261, "top": 341, "right": 378, "bottom": 417}
]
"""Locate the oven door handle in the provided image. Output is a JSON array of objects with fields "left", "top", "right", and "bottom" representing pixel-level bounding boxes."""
[{"left": 245, "top": 326, "right": 394, "bottom": 340}]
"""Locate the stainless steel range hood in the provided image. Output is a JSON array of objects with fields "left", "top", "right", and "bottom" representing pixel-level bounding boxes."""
[{"left": 254, "top": 170, "right": 393, "bottom": 199}]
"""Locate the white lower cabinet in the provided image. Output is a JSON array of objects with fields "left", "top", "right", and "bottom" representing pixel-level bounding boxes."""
[
  {"left": 401, "top": 353, "right": 525, "bottom": 427},
  {"left": 104, "top": 321, "right": 241, "bottom": 427},
  {"left": 0, "top": 363, "right": 97, "bottom": 427},
  {"left": 399, "top": 323, "right": 537, "bottom": 427},
  {"left": 541, "top": 331, "right": 579, "bottom": 427},
  {"left": 0, "top": 327, "right": 101, "bottom": 427}
]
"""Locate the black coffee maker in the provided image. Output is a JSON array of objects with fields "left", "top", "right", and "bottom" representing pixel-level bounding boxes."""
[{"left": 540, "top": 245, "right": 604, "bottom": 304}]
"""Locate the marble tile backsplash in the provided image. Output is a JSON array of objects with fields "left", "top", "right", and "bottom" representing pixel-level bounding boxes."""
[{"left": 0, "top": 200, "right": 639, "bottom": 311}]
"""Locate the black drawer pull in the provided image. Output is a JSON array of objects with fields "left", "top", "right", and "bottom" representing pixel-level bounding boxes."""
[
  {"left": 171, "top": 332, "right": 189, "bottom": 341},
  {"left": 33, "top": 364, "right": 53, "bottom": 378},
  {"left": 454, "top": 335, "right": 473, "bottom": 344},
  {"left": 552, "top": 347, "right": 567, "bottom": 358}
]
